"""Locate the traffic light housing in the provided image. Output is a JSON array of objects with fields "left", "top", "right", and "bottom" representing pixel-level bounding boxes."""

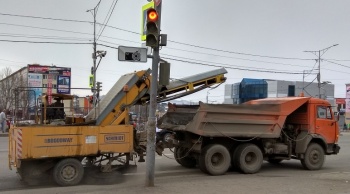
[
  {"left": 146, "top": 8, "right": 159, "bottom": 48},
  {"left": 96, "top": 82, "right": 102, "bottom": 91}
]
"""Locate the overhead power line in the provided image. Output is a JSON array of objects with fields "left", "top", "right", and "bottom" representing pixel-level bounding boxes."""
[
  {"left": 323, "top": 59, "right": 350, "bottom": 69},
  {"left": 0, "top": 13, "right": 91, "bottom": 23},
  {"left": 97, "top": 0, "right": 119, "bottom": 40},
  {"left": 0, "top": 22, "right": 92, "bottom": 36},
  {"left": 167, "top": 40, "right": 314, "bottom": 61},
  {"left": 163, "top": 47, "right": 312, "bottom": 68},
  {"left": 0, "top": 12, "right": 139, "bottom": 35},
  {"left": 324, "top": 58, "right": 350, "bottom": 62},
  {"left": 0, "top": 33, "right": 91, "bottom": 42},
  {"left": 2, "top": 12, "right": 348, "bottom": 63},
  {"left": 0, "top": 39, "right": 91, "bottom": 45},
  {"left": 161, "top": 56, "right": 308, "bottom": 75},
  {"left": 0, "top": 13, "right": 320, "bottom": 61},
  {"left": 161, "top": 53, "right": 301, "bottom": 72}
]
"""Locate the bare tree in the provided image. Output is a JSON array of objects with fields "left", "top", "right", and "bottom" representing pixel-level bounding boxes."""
[
  {"left": 0, "top": 67, "right": 13, "bottom": 109},
  {"left": 0, "top": 67, "right": 28, "bottom": 119}
]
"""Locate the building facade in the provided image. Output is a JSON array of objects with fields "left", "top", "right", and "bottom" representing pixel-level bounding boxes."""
[
  {"left": 224, "top": 79, "right": 335, "bottom": 110},
  {"left": 0, "top": 64, "right": 72, "bottom": 120}
]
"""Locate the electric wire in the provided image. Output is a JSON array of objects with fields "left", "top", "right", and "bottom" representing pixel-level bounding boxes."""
[
  {"left": 161, "top": 53, "right": 310, "bottom": 72},
  {"left": 0, "top": 13, "right": 318, "bottom": 61},
  {"left": 323, "top": 59, "right": 350, "bottom": 69},
  {"left": 167, "top": 40, "right": 314, "bottom": 61},
  {"left": 0, "top": 33, "right": 91, "bottom": 42},
  {"left": 164, "top": 47, "right": 311, "bottom": 68},
  {"left": 161, "top": 56, "right": 308, "bottom": 75},
  {"left": 0, "top": 12, "right": 139, "bottom": 35},
  {"left": 97, "top": 0, "right": 118, "bottom": 40},
  {"left": 0, "top": 39, "right": 91, "bottom": 44}
]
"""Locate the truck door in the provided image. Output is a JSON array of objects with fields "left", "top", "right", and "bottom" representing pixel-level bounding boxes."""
[{"left": 315, "top": 106, "right": 337, "bottom": 143}]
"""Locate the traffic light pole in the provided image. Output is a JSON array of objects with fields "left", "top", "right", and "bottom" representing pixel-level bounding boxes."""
[{"left": 145, "top": 1, "right": 162, "bottom": 187}]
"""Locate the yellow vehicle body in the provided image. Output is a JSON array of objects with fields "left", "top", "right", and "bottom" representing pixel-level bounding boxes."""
[
  {"left": 9, "top": 125, "right": 133, "bottom": 168},
  {"left": 8, "top": 68, "right": 228, "bottom": 186}
]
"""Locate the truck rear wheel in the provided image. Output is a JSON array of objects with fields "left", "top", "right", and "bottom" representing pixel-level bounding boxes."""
[
  {"left": 234, "top": 143, "right": 263, "bottom": 174},
  {"left": 301, "top": 143, "right": 325, "bottom": 170},
  {"left": 174, "top": 147, "right": 196, "bottom": 168},
  {"left": 53, "top": 158, "right": 84, "bottom": 186},
  {"left": 199, "top": 144, "right": 230, "bottom": 176}
]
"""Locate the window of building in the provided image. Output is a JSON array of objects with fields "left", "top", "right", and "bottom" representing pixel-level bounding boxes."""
[
  {"left": 53, "top": 84, "right": 57, "bottom": 89},
  {"left": 43, "top": 84, "right": 47, "bottom": 88},
  {"left": 288, "top": 85, "right": 295, "bottom": 96},
  {"left": 43, "top": 75, "right": 47, "bottom": 79}
]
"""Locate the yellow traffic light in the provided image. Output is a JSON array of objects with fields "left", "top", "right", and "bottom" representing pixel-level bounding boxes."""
[{"left": 148, "top": 10, "right": 158, "bottom": 21}]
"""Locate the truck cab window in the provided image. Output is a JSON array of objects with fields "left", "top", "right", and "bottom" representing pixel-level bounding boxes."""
[{"left": 317, "top": 106, "right": 332, "bottom": 119}]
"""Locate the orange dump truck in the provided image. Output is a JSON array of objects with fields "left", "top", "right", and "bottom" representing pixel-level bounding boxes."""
[{"left": 158, "top": 97, "right": 340, "bottom": 175}]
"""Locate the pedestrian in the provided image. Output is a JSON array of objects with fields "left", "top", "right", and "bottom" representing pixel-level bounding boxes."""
[{"left": 0, "top": 109, "right": 6, "bottom": 133}]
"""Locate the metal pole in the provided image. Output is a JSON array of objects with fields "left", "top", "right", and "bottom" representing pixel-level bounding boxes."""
[
  {"left": 303, "top": 71, "right": 305, "bottom": 93},
  {"left": 145, "top": 1, "right": 162, "bottom": 187},
  {"left": 304, "top": 44, "right": 338, "bottom": 99},
  {"left": 318, "top": 50, "right": 321, "bottom": 98},
  {"left": 206, "top": 92, "right": 209, "bottom": 103},
  {"left": 93, "top": 8, "right": 97, "bottom": 107}
]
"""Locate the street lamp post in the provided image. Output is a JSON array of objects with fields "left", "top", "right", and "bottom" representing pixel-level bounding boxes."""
[{"left": 304, "top": 44, "right": 338, "bottom": 98}]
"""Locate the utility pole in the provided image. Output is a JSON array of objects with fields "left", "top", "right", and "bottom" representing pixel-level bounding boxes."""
[
  {"left": 93, "top": 8, "right": 97, "bottom": 106},
  {"left": 87, "top": 2, "right": 100, "bottom": 107},
  {"left": 145, "top": 0, "right": 162, "bottom": 187},
  {"left": 304, "top": 44, "right": 338, "bottom": 98}
]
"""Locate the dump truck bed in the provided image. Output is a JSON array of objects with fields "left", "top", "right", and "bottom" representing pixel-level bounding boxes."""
[{"left": 158, "top": 97, "right": 312, "bottom": 138}]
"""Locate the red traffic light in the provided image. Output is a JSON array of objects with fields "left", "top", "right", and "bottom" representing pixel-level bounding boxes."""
[{"left": 147, "top": 9, "right": 158, "bottom": 22}]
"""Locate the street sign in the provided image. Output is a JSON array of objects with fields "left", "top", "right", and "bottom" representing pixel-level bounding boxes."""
[{"left": 118, "top": 46, "right": 147, "bottom": 62}]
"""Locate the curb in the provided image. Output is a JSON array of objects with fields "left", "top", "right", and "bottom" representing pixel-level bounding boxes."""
[{"left": 0, "top": 133, "right": 9, "bottom": 137}]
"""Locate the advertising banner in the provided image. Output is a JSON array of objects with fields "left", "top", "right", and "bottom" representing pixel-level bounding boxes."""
[
  {"left": 28, "top": 73, "right": 43, "bottom": 113},
  {"left": 346, "top": 85, "right": 350, "bottom": 112},
  {"left": 58, "top": 75, "right": 71, "bottom": 94},
  {"left": 28, "top": 65, "right": 71, "bottom": 96}
]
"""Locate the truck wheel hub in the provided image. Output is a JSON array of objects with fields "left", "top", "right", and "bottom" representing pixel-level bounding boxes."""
[
  {"left": 310, "top": 150, "right": 319, "bottom": 162},
  {"left": 61, "top": 165, "right": 76, "bottom": 180},
  {"left": 211, "top": 153, "right": 223, "bottom": 165},
  {"left": 245, "top": 153, "right": 256, "bottom": 164}
]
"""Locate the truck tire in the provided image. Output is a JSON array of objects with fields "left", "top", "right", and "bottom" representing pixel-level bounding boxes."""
[
  {"left": 234, "top": 143, "right": 263, "bottom": 174},
  {"left": 230, "top": 148, "right": 239, "bottom": 171},
  {"left": 300, "top": 143, "right": 325, "bottom": 170},
  {"left": 199, "top": 144, "right": 231, "bottom": 176},
  {"left": 174, "top": 147, "right": 196, "bottom": 168},
  {"left": 53, "top": 158, "right": 84, "bottom": 186}
]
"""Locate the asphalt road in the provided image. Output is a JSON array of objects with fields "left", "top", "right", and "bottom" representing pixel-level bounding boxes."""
[{"left": 0, "top": 133, "right": 349, "bottom": 194}]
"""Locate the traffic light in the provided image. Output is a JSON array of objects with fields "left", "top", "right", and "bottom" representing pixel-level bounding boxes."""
[
  {"left": 146, "top": 8, "right": 159, "bottom": 48},
  {"left": 89, "top": 75, "right": 94, "bottom": 88},
  {"left": 96, "top": 82, "right": 102, "bottom": 92}
]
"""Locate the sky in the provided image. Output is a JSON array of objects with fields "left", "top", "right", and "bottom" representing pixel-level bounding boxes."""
[{"left": 0, "top": 0, "right": 350, "bottom": 103}]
